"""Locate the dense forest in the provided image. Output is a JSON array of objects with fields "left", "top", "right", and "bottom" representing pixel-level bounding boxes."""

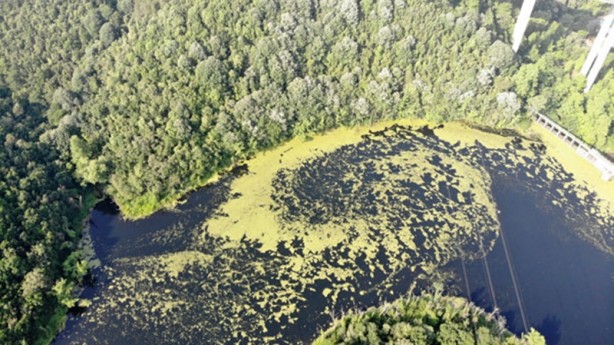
[
  {"left": 0, "top": 0, "right": 613, "bottom": 343},
  {"left": 313, "top": 293, "right": 545, "bottom": 344},
  {"left": 0, "top": 86, "right": 89, "bottom": 343},
  {"left": 47, "top": 0, "right": 531, "bottom": 216}
]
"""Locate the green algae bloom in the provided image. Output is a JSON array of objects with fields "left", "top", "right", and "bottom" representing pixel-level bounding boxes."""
[{"left": 63, "top": 121, "right": 612, "bottom": 344}]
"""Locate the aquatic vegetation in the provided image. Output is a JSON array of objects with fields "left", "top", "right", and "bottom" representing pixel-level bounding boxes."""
[
  {"left": 528, "top": 123, "right": 614, "bottom": 219},
  {"left": 56, "top": 122, "right": 613, "bottom": 344},
  {"left": 208, "top": 123, "right": 500, "bottom": 258}
]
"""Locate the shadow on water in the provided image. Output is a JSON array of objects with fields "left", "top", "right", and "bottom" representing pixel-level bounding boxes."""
[
  {"left": 537, "top": 314, "right": 562, "bottom": 345},
  {"left": 443, "top": 149, "right": 614, "bottom": 345},
  {"left": 88, "top": 164, "right": 249, "bottom": 264},
  {"left": 54, "top": 166, "right": 246, "bottom": 345}
]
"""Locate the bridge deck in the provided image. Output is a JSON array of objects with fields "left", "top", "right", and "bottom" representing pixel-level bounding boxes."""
[{"left": 534, "top": 112, "right": 614, "bottom": 181}]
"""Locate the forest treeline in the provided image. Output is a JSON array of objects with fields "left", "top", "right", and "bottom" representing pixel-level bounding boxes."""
[
  {"left": 0, "top": 0, "right": 612, "bottom": 343},
  {"left": 44, "top": 0, "right": 614, "bottom": 217}
]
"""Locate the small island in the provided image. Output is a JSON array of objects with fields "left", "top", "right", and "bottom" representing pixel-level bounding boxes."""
[{"left": 314, "top": 293, "right": 545, "bottom": 345}]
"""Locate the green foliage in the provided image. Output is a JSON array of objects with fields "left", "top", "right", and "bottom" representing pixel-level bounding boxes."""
[
  {"left": 18, "top": 0, "right": 606, "bottom": 220},
  {"left": 0, "top": 87, "right": 87, "bottom": 344},
  {"left": 0, "top": 0, "right": 130, "bottom": 104},
  {"left": 313, "top": 293, "right": 546, "bottom": 345},
  {"left": 53, "top": 0, "right": 531, "bottom": 216}
]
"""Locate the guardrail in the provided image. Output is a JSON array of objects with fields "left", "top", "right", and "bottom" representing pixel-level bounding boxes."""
[{"left": 534, "top": 112, "right": 614, "bottom": 181}]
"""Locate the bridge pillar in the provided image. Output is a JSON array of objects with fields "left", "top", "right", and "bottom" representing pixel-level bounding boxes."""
[
  {"left": 512, "top": 0, "right": 537, "bottom": 52},
  {"left": 582, "top": 14, "right": 614, "bottom": 92}
]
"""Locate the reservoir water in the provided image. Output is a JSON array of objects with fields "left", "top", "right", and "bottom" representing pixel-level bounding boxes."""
[
  {"left": 444, "top": 176, "right": 614, "bottom": 345},
  {"left": 54, "top": 124, "right": 614, "bottom": 345}
]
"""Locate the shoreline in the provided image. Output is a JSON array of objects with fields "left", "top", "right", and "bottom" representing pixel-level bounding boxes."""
[
  {"left": 526, "top": 123, "right": 614, "bottom": 214},
  {"left": 114, "top": 118, "right": 614, "bottom": 221}
]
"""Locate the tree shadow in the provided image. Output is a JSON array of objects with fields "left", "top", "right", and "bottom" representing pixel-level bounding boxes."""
[
  {"left": 535, "top": 314, "right": 562, "bottom": 345},
  {"left": 470, "top": 286, "right": 493, "bottom": 309},
  {"left": 535, "top": 0, "right": 603, "bottom": 33},
  {"left": 516, "top": 0, "right": 599, "bottom": 56},
  {"left": 500, "top": 309, "right": 519, "bottom": 333}
]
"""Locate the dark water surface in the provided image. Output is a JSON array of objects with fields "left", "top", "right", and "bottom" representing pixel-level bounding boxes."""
[
  {"left": 444, "top": 178, "right": 614, "bottom": 345},
  {"left": 54, "top": 127, "right": 614, "bottom": 344}
]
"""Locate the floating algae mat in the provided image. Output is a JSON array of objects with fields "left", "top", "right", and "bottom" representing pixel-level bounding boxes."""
[{"left": 55, "top": 121, "right": 614, "bottom": 345}]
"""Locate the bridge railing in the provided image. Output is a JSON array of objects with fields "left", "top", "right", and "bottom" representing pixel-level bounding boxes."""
[{"left": 533, "top": 112, "right": 614, "bottom": 181}]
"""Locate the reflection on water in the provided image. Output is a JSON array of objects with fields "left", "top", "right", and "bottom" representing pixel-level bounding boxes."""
[{"left": 54, "top": 125, "right": 614, "bottom": 345}]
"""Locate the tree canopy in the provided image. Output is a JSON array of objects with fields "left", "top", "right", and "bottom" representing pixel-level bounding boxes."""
[
  {"left": 0, "top": 85, "right": 88, "bottom": 344},
  {"left": 313, "top": 293, "right": 546, "bottom": 345},
  {"left": 44, "top": 0, "right": 614, "bottom": 217}
]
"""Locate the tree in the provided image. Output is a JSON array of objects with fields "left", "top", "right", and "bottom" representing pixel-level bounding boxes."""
[
  {"left": 52, "top": 279, "right": 78, "bottom": 309},
  {"left": 21, "top": 268, "right": 48, "bottom": 303},
  {"left": 83, "top": 9, "right": 103, "bottom": 36},
  {"left": 339, "top": 0, "right": 360, "bottom": 24},
  {"left": 487, "top": 40, "right": 515, "bottom": 71},
  {"left": 313, "top": 294, "right": 546, "bottom": 345},
  {"left": 513, "top": 63, "right": 542, "bottom": 98},
  {"left": 99, "top": 22, "right": 117, "bottom": 47}
]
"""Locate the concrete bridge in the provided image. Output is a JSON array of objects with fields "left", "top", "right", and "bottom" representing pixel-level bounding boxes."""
[
  {"left": 534, "top": 112, "right": 614, "bottom": 181},
  {"left": 512, "top": 1, "right": 614, "bottom": 181}
]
